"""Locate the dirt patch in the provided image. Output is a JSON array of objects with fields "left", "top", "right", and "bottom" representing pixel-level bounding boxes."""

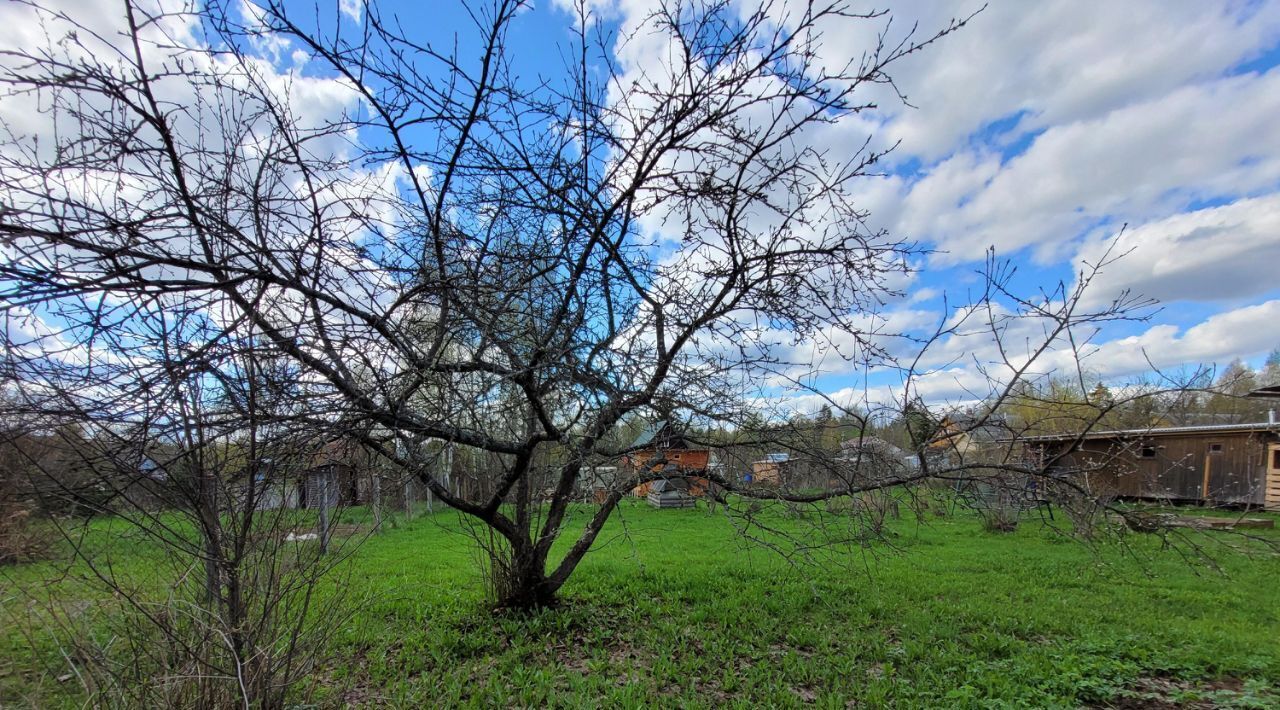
[
  {"left": 1098, "top": 675, "right": 1261, "bottom": 709},
  {"left": 791, "top": 684, "right": 818, "bottom": 702},
  {"left": 337, "top": 684, "right": 387, "bottom": 707}
]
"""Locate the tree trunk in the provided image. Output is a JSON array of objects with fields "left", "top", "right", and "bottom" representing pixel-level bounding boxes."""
[
  {"left": 199, "top": 468, "right": 222, "bottom": 608},
  {"left": 487, "top": 489, "right": 625, "bottom": 610},
  {"left": 495, "top": 549, "right": 559, "bottom": 610},
  {"left": 479, "top": 517, "right": 559, "bottom": 610}
]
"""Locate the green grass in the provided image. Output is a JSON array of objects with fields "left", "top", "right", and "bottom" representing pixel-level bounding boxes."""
[{"left": 4, "top": 501, "right": 1280, "bottom": 708}]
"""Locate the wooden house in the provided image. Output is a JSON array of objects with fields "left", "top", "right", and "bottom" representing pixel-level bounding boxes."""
[
  {"left": 836, "top": 437, "right": 914, "bottom": 488},
  {"left": 238, "top": 460, "right": 300, "bottom": 511},
  {"left": 582, "top": 466, "right": 619, "bottom": 503},
  {"left": 625, "top": 421, "right": 712, "bottom": 498},
  {"left": 928, "top": 413, "right": 1012, "bottom": 458},
  {"left": 299, "top": 461, "right": 356, "bottom": 509},
  {"left": 1028, "top": 422, "right": 1280, "bottom": 509}
]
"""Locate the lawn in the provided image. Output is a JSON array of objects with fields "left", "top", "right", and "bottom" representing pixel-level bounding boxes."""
[{"left": 3, "top": 501, "right": 1280, "bottom": 708}]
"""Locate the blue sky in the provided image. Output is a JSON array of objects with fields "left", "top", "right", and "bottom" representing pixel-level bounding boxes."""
[
  {"left": 4, "top": 0, "right": 1280, "bottom": 414},
  {"left": 870, "top": 2, "right": 1279, "bottom": 405},
  {"left": 492, "top": 0, "right": 1280, "bottom": 409}
]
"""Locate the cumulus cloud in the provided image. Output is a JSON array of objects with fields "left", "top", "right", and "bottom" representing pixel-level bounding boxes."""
[
  {"left": 0, "top": 0, "right": 413, "bottom": 385},
  {"left": 868, "top": 0, "right": 1280, "bottom": 162},
  {"left": 559, "top": 0, "right": 1280, "bottom": 407},
  {"left": 6, "top": 0, "right": 1278, "bottom": 413},
  {"left": 900, "top": 68, "right": 1280, "bottom": 264},
  {"left": 339, "top": 0, "right": 363, "bottom": 23},
  {"left": 895, "top": 299, "right": 1280, "bottom": 404},
  {"left": 1075, "top": 195, "right": 1280, "bottom": 307},
  {"left": 1084, "top": 300, "right": 1280, "bottom": 375}
]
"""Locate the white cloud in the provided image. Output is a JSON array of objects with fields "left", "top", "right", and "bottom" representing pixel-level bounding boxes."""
[
  {"left": 889, "top": 300, "right": 1280, "bottom": 407},
  {"left": 902, "top": 68, "right": 1280, "bottom": 264},
  {"left": 871, "top": 0, "right": 1280, "bottom": 162},
  {"left": 565, "top": 0, "right": 1280, "bottom": 409},
  {"left": 1084, "top": 300, "right": 1280, "bottom": 376},
  {"left": 0, "top": 0, "right": 413, "bottom": 395},
  {"left": 1075, "top": 195, "right": 1280, "bottom": 307},
  {"left": 7, "top": 0, "right": 1280, "bottom": 420},
  {"left": 339, "top": 0, "right": 363, "bottom": 24}
]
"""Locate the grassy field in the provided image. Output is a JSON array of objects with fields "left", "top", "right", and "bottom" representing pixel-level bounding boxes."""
[{"left": 3, "top": 501, "right": 1280, "bottom": 708}]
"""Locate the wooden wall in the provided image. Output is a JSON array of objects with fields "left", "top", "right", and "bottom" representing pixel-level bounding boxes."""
[
  {"left": 750, "top": 460, "right": 784, "bottom": 485},
  {"left": 626, "top": 448, "right": 710, "bottom": 473},
  {"left": 627, "top": 448, "right": 711, "bottom": 497},
  {"left": 1042, "top": 431, "right": 1275, "bottom": 506},
  {"left": 1267, "top": 445, "right": 1280, "bottom": 511}
]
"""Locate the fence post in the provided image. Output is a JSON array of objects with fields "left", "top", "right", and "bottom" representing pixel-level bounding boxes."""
[{"left": 318, "top": 473, "right": 331, "bottom": 554}]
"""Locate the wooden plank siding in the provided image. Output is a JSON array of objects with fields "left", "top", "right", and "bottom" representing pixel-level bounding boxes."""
[
  {"left": 1267, "top": 444, "right": 1280, "bottom": 511},
  {"left": 1040, "top": 430, "right": 1278, "bottom": 507},
  {"left": 626, "top": 448, "right": 711, "bottom": 473},
  {"left": 626, "top": 448, "right": 712, "bottom": 497}
]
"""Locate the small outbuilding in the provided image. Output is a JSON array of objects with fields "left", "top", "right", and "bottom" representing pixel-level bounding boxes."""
[
  {"left": 1029, "top": 422, "right": 1280, "bottom": 510},
  {"left": 749, "top": 452, "right": 791, "bottom": 486},
  {"left": 300, "top": 462, "right": 351, "bottom": 510},
  {"left": 837, "top": 436, "right": 915, "bottom": 486},
  {"left": 646, "top": 479, "right": 696, "bottom": 509}
]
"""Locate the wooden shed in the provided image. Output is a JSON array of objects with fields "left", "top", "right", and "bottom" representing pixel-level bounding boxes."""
[
  {"left": 929, "top": 413, "right": 1012, "bottom": 458},
  {"left": 625, "top": 421, "right": 712, "bottom": 498},
  {"left": 749, "top": 452, "right": 791, "bottom": 486},
  {"left": 1029, "top": 423, "right": 1280, "bottom": 509},
  {"left": 300, "top": 462, "right": 354, "bottom": 510},
  {"left": 297, "top": 437, "right": 378, "bottom": 510}
]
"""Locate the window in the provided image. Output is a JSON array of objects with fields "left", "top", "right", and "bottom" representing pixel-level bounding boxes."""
[
  {"left": 1272, "top": 449, "right": 1280, "bottom": 469},
  {"left": 1140, "top": 446, "right": 1157, "bottom": 459},
  {"left": 1208, "top": 443, "right": 1223, "bottom": 454}
]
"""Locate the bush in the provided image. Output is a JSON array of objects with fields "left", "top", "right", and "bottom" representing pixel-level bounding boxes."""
[
  {"left": 981, "top": 510, "right": 1020, "bottom": 533},
  {"left": 0, "top": 501, "right": 48, "bottom": 565}
]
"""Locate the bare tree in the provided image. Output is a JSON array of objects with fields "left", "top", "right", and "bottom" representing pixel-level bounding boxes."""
[
  {"left": 0, "top": 5, "right": 364, "bottom": 702},
  {"left": 2, "top": 315, "right": 358, "bottom": 706},
  {"left": 5, "top": 0, "right": 1251, "bottom": 623}
]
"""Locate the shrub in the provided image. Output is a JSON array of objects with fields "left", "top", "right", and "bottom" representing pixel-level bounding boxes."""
[{"left": 0, "top": 501, "right": 48, "bottom": 565}]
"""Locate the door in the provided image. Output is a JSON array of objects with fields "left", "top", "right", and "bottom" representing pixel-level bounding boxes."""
[{"left": 1266, "top": 444, "right": 1280, "bottom": 512}]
